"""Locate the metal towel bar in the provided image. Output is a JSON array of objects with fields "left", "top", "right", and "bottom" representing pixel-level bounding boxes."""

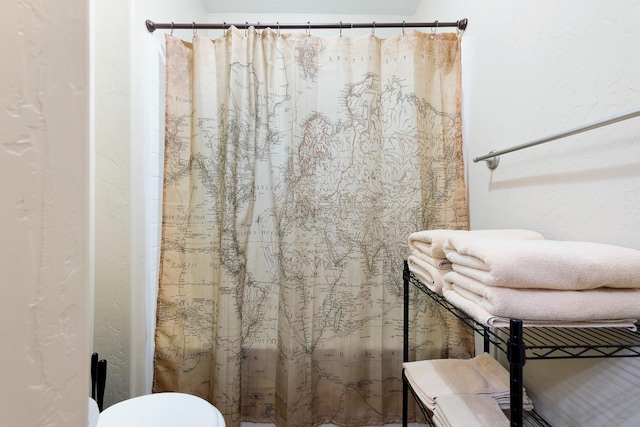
[{"left": 474, "top": 108, "right": 640, "bottom": 169}]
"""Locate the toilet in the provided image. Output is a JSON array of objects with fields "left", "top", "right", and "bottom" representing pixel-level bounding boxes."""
[{"left": 93, "top": 392, "right": 225, "bottom": 427}]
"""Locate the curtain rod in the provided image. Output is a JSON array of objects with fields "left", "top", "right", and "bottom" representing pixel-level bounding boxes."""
[
  {"left": 473, "top": 108, "right": 640, "bottom": 170},
  {"left": 145, "top": 18, "right": 468, "bottom": 33}
]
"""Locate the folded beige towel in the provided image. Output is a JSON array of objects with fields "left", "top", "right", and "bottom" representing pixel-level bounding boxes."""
[
  {"left": 408, "top": 229, "right": 544, "bottom": 259},
  {"left": 403, "top": 353, "right": 533, "bottom": 411},
  {"left": 444, "top": 238, "right": 640, "bottom": 290},
  {"left": 408, "top": 255, "right": 448, "bottom": 294},
  {"left": 442, "top": 286, "right": 638, "bottom": 330},
  {"left": 443, "top": 271, "right": 640, "bottom": 328},
  {"left": 411, "top": 249, "right": 453, "bottom": 270},
  {"left": 432, "top": 394, "right": 509, "bottom": 427}
]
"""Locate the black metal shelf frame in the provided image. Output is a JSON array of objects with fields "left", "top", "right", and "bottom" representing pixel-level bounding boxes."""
[{"left": 401, "top": 260, "right": 640, "bottom": 427}]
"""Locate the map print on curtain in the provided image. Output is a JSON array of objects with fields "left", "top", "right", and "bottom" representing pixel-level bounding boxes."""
[{"left": 154, "top": 27, "right": 472, "bottom": 427}]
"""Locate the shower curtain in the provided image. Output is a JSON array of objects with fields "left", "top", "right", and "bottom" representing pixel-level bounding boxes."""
[{"left": 153, "top": 26, "right": 472, "bottom": 427}]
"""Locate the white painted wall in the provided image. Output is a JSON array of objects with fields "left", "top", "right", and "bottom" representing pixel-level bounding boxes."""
[
  {"left": 0, "top": 1, "right": 89, "bottom": 426},
  {"left": 93, "top": 0, "right": 133, "bottom": 409}
]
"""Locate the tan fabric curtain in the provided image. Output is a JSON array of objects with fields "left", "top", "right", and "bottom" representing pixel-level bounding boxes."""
[{"left": 154, "top": 27, "right": 472, "bottom": 427}]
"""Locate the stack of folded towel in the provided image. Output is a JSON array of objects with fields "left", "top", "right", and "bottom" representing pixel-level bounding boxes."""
[
  {"left": 441, "top": 236, "right": 640, "bottom": 329},
  {"left": 432, "top": 394, "right": 509, "bottom": 427},
  {"left": 403, "top": 353, "right": 533, "bottom": 416},
  {"left": 407, "top": 229, "right": 544, "bottom": 294}
]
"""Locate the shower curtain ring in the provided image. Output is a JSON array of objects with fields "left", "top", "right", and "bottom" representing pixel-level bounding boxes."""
[
  {"left": 431, "top": 21, "right": 438, "bottom": 39},
  {"left": 257, "top": 21, "right": 261, "bottom": 38},
  {"left": 402, "top": 21, "right": 406, "bottom": 37},
  {"left": 371, "top": 21, "right": 375, "bottom": 38},
  {"left": 277, "top": 21, "right": 281, "bottom": 38},
  {"left": 170, "top": 21, "right": 174, "bottom": 37},
  {"left": 307, "top": 21, "right": 311, "bottom": 37},
  {"left": 192, "top": 21, "right": 197, "bottom": 39},
  {"left": 223, "top": 21, "right": 226, "bottom": 37},
  {"left": 339, "top": 21, "right": 343, "bottom": 37},
  {"left": 245, "top": 22, "right": 248, "bottom": 38}
]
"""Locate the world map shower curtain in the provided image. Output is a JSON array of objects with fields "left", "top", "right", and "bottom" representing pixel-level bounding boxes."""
[{"left": 153, "top": 26, "right": 472, "bottom": 427}]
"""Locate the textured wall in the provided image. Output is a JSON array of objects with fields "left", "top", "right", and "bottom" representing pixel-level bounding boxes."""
[
  {"left": 93, "top": 0, "right": 132, "bottom": 409},
  {"left": 0, "top": 0, "right": 89, "bottom": 426}
]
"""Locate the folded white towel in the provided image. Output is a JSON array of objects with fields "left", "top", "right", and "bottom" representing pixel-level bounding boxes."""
[
  {"left": 432, "top": 394, "right": 509, "bottom": 427},
  {"left": 443, "top": 271, "right": 640, "bottom": 328},
  {"left": 403, "top": 353, "right": 534, "bottom": 412},
  {"left": 444, "top": 238, "right": 640, "bottom": 290},
  {"left": 408, "top": 254, "right": 448, "bottom": 294},
  {"left": 408, "top": 229, "right": 544, "bottom": 259}
]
